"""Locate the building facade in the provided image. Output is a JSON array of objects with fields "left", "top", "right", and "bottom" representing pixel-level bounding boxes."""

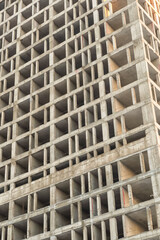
[{"left": 0, "top": 0, "right": 159, "bottom": 239}]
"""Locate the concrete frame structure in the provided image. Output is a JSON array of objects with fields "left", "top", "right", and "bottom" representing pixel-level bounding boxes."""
[{"left": 0, "top": 0, "right": 159, "bottom": 239}]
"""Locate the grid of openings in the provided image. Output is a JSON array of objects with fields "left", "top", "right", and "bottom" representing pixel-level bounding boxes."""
[
  {"left": 0, "top": 0, "right": 149, "bottom": 188},
  {"left": 138, "top": 0, "right": 160, "bottom": 138},
  {"left": 0, "top": 0, "right": 159, "bottom": 239},
  {"left": 0, "top": 150, "right": 157, "bottom": 240}
]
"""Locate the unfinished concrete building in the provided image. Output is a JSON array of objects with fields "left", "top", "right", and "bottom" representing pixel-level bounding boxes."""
[{"left": 0, "top": 0, "right": 159, "bottom": 239}]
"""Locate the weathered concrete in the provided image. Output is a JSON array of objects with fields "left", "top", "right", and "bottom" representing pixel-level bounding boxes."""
[{"left": 0, "top": 0, "right": 159, "bottom": 239}]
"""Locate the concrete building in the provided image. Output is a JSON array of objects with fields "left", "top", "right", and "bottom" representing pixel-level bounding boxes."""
[{"left": 0, "top": 0, "right": 159, "bottom": 239}]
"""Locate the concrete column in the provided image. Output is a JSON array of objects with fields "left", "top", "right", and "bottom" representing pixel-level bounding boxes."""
[
  {"left": 110, "top": 218, "right": 118, "bottom": 240},
  {"left": 101, "top": 221, "right": 107, "bottom": 240}
]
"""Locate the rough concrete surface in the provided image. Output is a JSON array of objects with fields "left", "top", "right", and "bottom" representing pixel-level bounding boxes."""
[{"left": 0, "top": 0, "right": 159, "bottom": 239}]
